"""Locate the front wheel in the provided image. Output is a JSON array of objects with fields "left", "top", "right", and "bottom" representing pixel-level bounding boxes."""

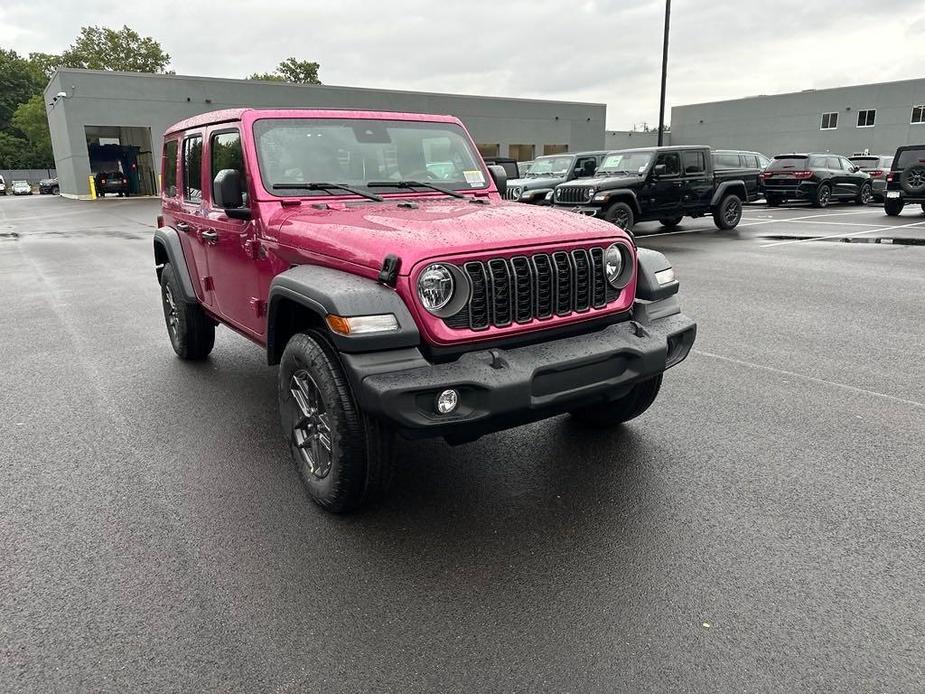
[
  {"left": 855, "top": 183, "right": 872, "bottom": 205},
  {"left": 884, "top": 198, "right": 904, "bottom": 216},
  {"left": 658, "top": 216, "right": 683, "bottom": 229},
  {"left": 813, "top": 183, "right": 832, "bottom": 208},
  {"left": 278, "top": 332, "right": 394, "bottom": 513},
  {"left": 604, "top": 201, "right": 635, "bottom": 231},
  {"left": 570, "top": 375, "right": 662, "bottom": 427},
  {"left": 713, "top": 194, "right": 742, "bottom": 230},
  {"left": 159, "top": 263, "right": 215, "bottom": 360}
]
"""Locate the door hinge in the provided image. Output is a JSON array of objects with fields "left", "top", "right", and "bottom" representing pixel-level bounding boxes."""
[
  {"left": 250, "top": 297, "right": 266, "bottom": 317},
  {"left": 203, "top": 276, "right": 215, "bottom": 291},
  {"left": 244, "top": 238, "right": 264, "bottom": 260}
]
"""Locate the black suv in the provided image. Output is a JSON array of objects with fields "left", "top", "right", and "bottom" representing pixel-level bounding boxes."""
[
  {"left": 505, "top": 150, "right": 608, "bottom": 204},
  {"left": 760, "top": 153, "right": 871, "bottom": 207},
  {"left": 883, "top": 144, "right": 925, "bottom": 216},
  {"left": 551, "top": 146, "right": 758, "bottom": 231}
]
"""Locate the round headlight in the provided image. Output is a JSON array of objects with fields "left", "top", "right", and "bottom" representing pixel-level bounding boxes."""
[
  {"left": 417, "top": 264, "right": 455, "bottom": 313},
  {"left": 586, "top": 187, "right": 596, "bottom": 200},
  {"left": 604, "top": 243, "right": 625, "bottom": 288},
  {"left": 512, "top": 187, "right": 523, "bottom": 199}
]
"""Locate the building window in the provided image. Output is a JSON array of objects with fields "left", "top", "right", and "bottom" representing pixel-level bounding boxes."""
[
  {"left": 508, "top": 144, "right": 535, "bottom": 161},
  {"left": 543, "top": 144, "right": 568, "bottom": 155},
  {"left": 856, "top": 109, "right": 876, "bottom": 127},
  {"left": 820, "top": 112, "right": 838, "bottom": 130},
  {"left": 912, "top": 106, "right": 925, "bottom": 124},
  {"left": 476, "top": 143, "right": 499, "bottom": 157}
]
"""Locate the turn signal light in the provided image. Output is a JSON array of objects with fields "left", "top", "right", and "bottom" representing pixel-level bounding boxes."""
[{"left": 326, "top": 313, "right": 399, "bottom": 336}]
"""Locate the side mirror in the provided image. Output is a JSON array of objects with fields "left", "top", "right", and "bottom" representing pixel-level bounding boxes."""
[
  {"left": 652, "top": 163, "right": 667, "bottom": 177},
  {"left": 487, "top": 164, "right": 507, "bottom": 196},
  {"left": 213, "top": 169, "right": 250, "bottom": 219}
]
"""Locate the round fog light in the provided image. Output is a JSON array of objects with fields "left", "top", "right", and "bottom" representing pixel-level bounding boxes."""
[{"left": 436, "top": 389, "right": 459, "bottom": 415}]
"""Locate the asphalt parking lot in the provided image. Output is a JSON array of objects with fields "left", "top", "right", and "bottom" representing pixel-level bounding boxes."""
[{"left": 1, "top": 195, "right": 923, "bottom": 693}]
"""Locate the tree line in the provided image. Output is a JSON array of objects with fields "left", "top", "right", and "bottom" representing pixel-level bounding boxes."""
[{"left": 0, "top": 25, "right": 321, "bottom": 169}]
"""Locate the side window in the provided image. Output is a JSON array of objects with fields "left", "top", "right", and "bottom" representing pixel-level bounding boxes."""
[
  {"left": 210, "top": 130, "right": 247, "bottom": 208},
  {"left": 741, "top": 154, "right": 759, "bottom": 168},
  {"left": 574, "top": 156, "right": 597, "bottom": 177},
  {"left": 827, "top": 157, "right": 842, "bottom": 170},
  {"left": 757, "top": 154, "right": 771, "bottom": 168},
  {"left": 163, "top": 140, "right": 178, "bottom": 197},
  {"left": 681, "top": 151, "right": 705, "bottom": 175},
  {"left": 840, "top": 157, "right": 855, "bottom": 171},
  {"left": 714, "top": 153, "right": 740, "bottom": 169},
  {"left": 183, "top": 135, "right": 203, "bottom": 203},
  {"left": 655, "top": 152, "right": 680, "bottom": 176},
  {"left": 809, "top": 156, "right": 827, "bottom": 168}
]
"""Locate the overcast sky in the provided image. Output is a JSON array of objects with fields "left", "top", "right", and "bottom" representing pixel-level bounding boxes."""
[{"left": 2, "top": 0, "right": 924, "bottom": 129}]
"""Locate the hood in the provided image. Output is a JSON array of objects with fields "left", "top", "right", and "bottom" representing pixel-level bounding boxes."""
[
  {"left": 507, "top": 175, "right": 565, "bottom": 191},
  {"left": 566, "top": 175, "right": 643, "bottom": 189},
  {"left": 275, "top": 197, "right": 626, "bottom": 273}
]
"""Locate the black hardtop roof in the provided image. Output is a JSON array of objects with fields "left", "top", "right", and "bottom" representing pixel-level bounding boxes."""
[{"left": 604, "top": 145, "right": 709, "bottom": 155}]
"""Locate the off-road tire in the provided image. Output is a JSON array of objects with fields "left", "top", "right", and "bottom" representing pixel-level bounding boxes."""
[
  {"left": 278, "top": 332, "right": 394, "bottom": 513},
  {"left": 604, "top": 201, "right": 635, "bottom": 231},
  {"left": 855, "top": 182, "right": 872, "bottom": 205},
  {"left": 570, "top": 375, "right": 663, "bottom": 427},
  {"left": 159, "top": 263, "right": 215, "bottom": 360},
  {"left": 884, "top": 198, "right": 904, "bottom": 216},
  {"left": 765, "top": 195, "right": 782, "bottom": 207},
  {"left": 899, "top": 165, "right": 925, "bottom": 195},
  {"left": 813, "top": 183, "right": 832, "bottom": 208},
  {"left": 713, "top": 194, "right": 743, "bottom": 230},
  {"left": 658, "top": 216, "right": 683, "bottom": 229}
]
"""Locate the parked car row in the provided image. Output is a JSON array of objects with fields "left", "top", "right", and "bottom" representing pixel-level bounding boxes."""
[{"left": 0, "top": 175, "right": 59, "bottom": 195}]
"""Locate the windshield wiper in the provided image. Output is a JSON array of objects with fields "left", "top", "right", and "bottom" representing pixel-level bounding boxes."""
[
  {"left": 367, "top": 180, "right": 467, "bottom": 199},
  {"left": 272, "top": 182, "right": 383, "bottom": 202}
]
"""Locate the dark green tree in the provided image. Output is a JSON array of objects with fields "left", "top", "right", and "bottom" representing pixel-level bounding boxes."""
[
  {"left": 0, "top": 49, "right": 43, "bottom": 131},
  {"left": 12, "top": 95, "right": 53, "bottom": 165},
  {"left": 249, "top": 58, "right": 321, "bottom": 84},
  {"left": 60, "top": 25, "right": 170, "bottom": 73},
  {"left": 28, "top": 52, "right": 63, "bottom": 80}
]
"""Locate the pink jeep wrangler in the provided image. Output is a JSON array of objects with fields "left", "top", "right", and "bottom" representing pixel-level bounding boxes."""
[{"left": 154, "top": 109, "right": 696, "bottom": 512}]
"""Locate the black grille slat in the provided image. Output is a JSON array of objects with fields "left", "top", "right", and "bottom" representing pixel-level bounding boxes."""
[
  {"left": 487, "top": 259, "right": 512, "bottom": 327},
  {"left": 510, "top": 256, "right": 534, "bottom": 323},
  {"left": 442, "top": 246, "right": 621, "bottom": 330},
  {"left": 555, "top": 186, "right": 591, "bottom": 204},
  {"left": 572, "top": 249, "right": 591, "bottom": 311},
  {"left": 552, "top": 252, "right": 573, "bottom": 316},
  {"left": 465, "top": 262, "right": 490, "bottom": 329}
]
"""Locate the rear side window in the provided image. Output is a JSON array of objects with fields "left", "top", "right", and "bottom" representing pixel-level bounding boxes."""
[
  {"left": 183, "top": 135, "right": 203, "bottom": 202},
  {"left": 163, "top": 140, "right": 178, "bottom": 197},
  {"left": 211, "top": 130, "right": 247, "bottom": 208},
  {"left": 681, "top": 151, "right": 705, "bottom": 174},
  {"left": 807, "top": 156, "right": 828, "bottom": 168},
  {"left": 769, "top": 156, "right": 809, "bottom": 170},
  {"left": 713, "top": 153, "right": 740, "bottom": 169},
  {"left": 741, "top": 154, "right": 759, "bottom": 168}
]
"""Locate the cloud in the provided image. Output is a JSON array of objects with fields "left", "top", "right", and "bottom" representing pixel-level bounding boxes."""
[{"left": 0, "top": 0, "right": 922, "bottom": 128}]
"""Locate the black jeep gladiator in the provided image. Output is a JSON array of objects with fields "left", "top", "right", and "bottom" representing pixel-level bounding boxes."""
[
  {"left": 883, "top": 144, "right": 925, "bottom": 216},
  {"left": 551, "top": 146, "right": 760, "bottom": 231}
]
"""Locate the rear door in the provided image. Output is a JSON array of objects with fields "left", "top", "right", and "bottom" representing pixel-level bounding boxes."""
[
  {"left": 176, "top": 133, "right": 213, "bottom": 307},
  {"left": 841, "top": 156, "right": 866, "bottom": 193},
  {"left": 827, "top": 156, "right": 852, "bottom": 197},
  {"left": 203, "top": 127, "right": 263, "bottom": 335}
]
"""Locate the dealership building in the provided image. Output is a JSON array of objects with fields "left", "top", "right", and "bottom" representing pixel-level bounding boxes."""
[
  {"left": 670, "top": 77, "right": 925, "bottom": 157},
  {"left": 43, "top": 68, "right": 606, "bottom": 199}
]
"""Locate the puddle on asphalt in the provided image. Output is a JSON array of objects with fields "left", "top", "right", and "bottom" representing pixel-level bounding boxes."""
[{"left": 760, "top": 235, "right": 925, "bottom": 246}]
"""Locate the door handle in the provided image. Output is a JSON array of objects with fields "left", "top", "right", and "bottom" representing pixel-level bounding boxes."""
[
  {"left": 175, "top": 221, "right": 192, "bottom": 233},
  {"left": 200, "top": 229, "right": 218, "bottom": 244}
]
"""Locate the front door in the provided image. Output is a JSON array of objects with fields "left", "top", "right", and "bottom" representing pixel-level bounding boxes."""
[
  {"left": 643, "top": 151, "right": 683, "bottom": 219},
  {"left": 680, "top": 149, "right": 712, "bottom": 213},
  {"left": 203, "top": 127, "right": 263, "bottom": 336}
]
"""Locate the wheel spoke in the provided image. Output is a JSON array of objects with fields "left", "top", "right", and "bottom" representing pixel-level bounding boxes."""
[{"left": 288, "top": 369, "right": 334, "bottom": 480}]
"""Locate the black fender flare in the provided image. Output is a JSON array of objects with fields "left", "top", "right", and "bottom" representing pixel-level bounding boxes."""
[
  {"left": 635, "top": 248, "right": 679, "bottom": 302},
  {"left": 153, "top": 226, "right": 198, "bottom": 303},
  {"left": 711, "top": 180, "right": 748, "bottom": 207},
  {"left": 599, "top": 189, "right": 641, "bottom": 215},
  {"left": 267, "top": 265, "right": 420, "bottom": 364}
]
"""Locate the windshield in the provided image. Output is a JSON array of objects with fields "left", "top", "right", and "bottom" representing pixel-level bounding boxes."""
[
  {"left": 525, "top": 155, "right": 574, "bottom": 177},
  {"left": 253, "top": 118, "right": 487, "bottom": 196},
  {"left": 597, "top": 151, "right": 653, "bottom": 176}
]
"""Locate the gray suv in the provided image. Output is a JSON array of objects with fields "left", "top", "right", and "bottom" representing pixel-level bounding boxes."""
[{"left": 505, "top": 151, "right": 608, "bottom": 204}]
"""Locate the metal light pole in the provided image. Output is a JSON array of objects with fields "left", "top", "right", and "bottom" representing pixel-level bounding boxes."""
[{"left": 657, "top": 0, "right": 671, "bottom": 146}]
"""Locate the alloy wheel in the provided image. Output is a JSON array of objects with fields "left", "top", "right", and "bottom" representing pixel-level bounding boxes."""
[
  {"left": 860, "top": 185, "right": 872, "bottom": 204},
  {"left": 818, "top": 187, "right": 830, "bottom": 207},
  {"left": 163, "top": 285, "right": 179, "bottom": 341},
  {"left": 290, "top": 370, "right": 334, "bottom": 480},
  {"left": 723, "top": 198, "right": 742, "bottom": 225}
]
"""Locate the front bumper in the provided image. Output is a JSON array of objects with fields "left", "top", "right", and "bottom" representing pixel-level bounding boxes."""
[
  {"left": 342, "top": 302, "right": 695, "bottom": 441},
  {"left": 555, "top": 204, "right": 605, "bottom": 218}
]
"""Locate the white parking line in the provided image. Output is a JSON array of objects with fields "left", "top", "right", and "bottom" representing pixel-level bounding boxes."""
[
  {"left": 693, "top": 349, "right": 925, "bottom": 411},
  {"left": 760, "top": 219, "right": 925, "bottom": 247}
]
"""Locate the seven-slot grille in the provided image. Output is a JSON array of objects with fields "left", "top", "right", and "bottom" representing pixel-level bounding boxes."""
[
  {"left": 503, "top": 187, "right": 521, "bottom": 201},
  {"left": 555, "top": 186, "right": 592, "bottom": 204},
  {"left": 443, "top": 248, "right": 621, "bottom": 330}
]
